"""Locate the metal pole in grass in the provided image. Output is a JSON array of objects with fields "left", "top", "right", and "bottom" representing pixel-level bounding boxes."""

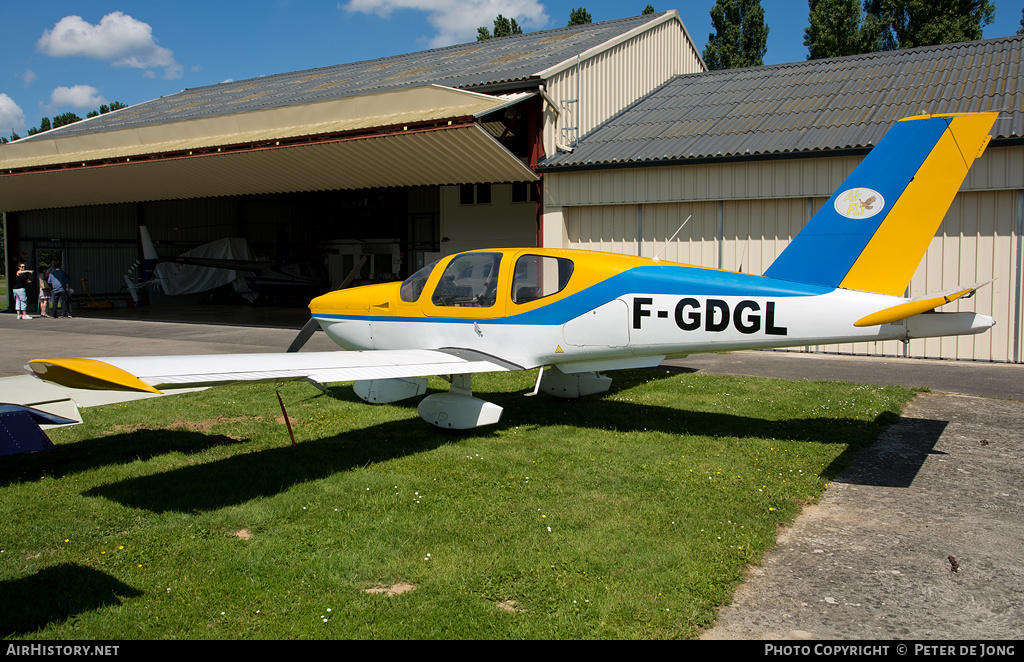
[{"left": 276, "top": 390, "right": 296, "bottom": 446}]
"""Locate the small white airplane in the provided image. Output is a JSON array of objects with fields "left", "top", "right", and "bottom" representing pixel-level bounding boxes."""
[
  {"left": 24, "top": 111, "right": 999, "bottom": 431},
  {"left": 123, "top": 227, "right": 329, "bottom": 306}
]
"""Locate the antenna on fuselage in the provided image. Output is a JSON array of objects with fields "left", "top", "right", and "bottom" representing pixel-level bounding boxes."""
[{"left": 651, "top": 215, "right": 691, "bottom": 263}]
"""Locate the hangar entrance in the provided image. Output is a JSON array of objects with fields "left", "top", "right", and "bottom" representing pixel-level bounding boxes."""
[{"left": 5, "top": 179, "right": 538, "bottom": 318}]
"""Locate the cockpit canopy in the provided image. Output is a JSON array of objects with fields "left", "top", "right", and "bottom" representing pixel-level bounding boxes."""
[{"left": 399, "top": 252, "right": 575, "bottom": 308}]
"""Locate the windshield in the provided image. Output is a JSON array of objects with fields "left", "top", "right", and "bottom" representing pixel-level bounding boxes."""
[{"left": 399, "top": 261, "right": 437, "bottom": 303}]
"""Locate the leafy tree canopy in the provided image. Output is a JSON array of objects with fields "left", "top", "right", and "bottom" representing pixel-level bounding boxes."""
[
  {"left": 568, "top": 7, "right": 592, "bottom": 25},
  {"left": 702, "top": 0, "right": 769, "bottom": 70},
  {"left": 22, "top": 101, "right": 126, "bottom": 139},
  {"left": 476, "top": 14, "right": 523, "bottom": 41},
  {"left": 804, "top": 0, "right": 864, "bottom": 59},
  {"left": 805, "top": 0, "right": 995, "bottom": 60},
  {"left": 861, "top": 0, "right": 995, "bottom": 51}
]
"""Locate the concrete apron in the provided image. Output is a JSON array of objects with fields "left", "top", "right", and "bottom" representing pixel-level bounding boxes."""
[{"left": 702, "top": 392, "right": 1023, "bottom": 640}]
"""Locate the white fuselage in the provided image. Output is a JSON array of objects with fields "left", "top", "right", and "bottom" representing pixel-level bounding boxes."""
[{"left": 315, "top": 287, "right": 993, "bottom": 374}]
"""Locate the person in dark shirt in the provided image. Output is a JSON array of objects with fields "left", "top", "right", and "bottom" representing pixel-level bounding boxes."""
[
  {"left": 13, "top": 262, "right": 34, "bottom": 320},
  {"left": 47, "top": 261, "right": 72, "bottom": 319}
]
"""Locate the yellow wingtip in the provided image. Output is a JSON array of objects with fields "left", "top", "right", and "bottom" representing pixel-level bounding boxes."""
[{"left": 27, "top": 358, "right": 161, "bottom": 394}]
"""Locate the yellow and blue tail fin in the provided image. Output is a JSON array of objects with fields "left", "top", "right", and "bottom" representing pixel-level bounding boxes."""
[{"left": 764, "top": 112, "right": 997, "bottom": 296}]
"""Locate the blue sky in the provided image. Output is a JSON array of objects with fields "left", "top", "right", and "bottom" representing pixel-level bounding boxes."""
[{"left": 2, "top": 1, "right": 1022, "bottom": 137}]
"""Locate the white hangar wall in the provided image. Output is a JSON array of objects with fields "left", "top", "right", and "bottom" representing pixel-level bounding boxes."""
[
  {"left": 542, "top": 145, "right": 1024, "bottom": 363},
  {"left": 540, "top": 14, "right": 704, "bottom": 157}
]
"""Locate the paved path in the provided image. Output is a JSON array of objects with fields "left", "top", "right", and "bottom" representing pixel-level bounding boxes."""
[{"left": 701, "top": 393, "right": 1023, "bottom": 640}]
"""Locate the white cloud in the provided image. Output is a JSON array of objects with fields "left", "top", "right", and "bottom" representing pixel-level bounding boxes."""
[
  {"left": 0, "top": 94, "right": 27, "bottom": 134},
  {"left": 37, "top": 11, "right": 183, "bottom": 79},
  {"left": 18, "top": 69, "right": 38, "bottom": 87},
  {"left": 50, "top": 85, "right": 107, "bottom": 109},
  {"left": 342, "top": 0, "right": 549, "bottom": 48}
]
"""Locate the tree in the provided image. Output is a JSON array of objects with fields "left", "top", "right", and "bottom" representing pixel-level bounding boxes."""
[
  {"left": 21, "top": 102, "right": 126, "bottom": 136},
  {"left": 702, "top": 0, "right": 769, "bottom": 70},
  {"left": 26, "top": 117, "right": 50, "bottom": 136},
  {"left": 568, "top": 7, "right": 592, "bottom": 26},
  {"left": 861, "top": 0, "right": 995, "bottom": 51},
  {"left": 51, "top": 112, "right": 82, "bottom": 129},
  {"left": 642, "top": 5, "right": 655, "bottom": 14},
  {"left": 804, "top": 0, "right": 864, "bottom": 59},
  {"left": 1018, "top": 8, "right": 1024, "bottom": 35},
  {"left": 477, "top": 14, "right": 523, "bottom": 40},
  {"left": 87, "top": 101, "right": 128, "bottom": 118},
  {"left": 494, "top": 14, "right": 522, "bottom": 37}
]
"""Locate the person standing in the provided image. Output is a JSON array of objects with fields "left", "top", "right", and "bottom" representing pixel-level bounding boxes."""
[
  {"left": 13, "top": 262, "right": 34, "bottom": 320},
  {"left": 44, "top": 259, "right": 57, "bottom": 317},
  {"left": 47, "top": 261, "right": 72, "bottom": 318},
  {"left": 37, "top": 267, "right": 50, "bottom": 317}
]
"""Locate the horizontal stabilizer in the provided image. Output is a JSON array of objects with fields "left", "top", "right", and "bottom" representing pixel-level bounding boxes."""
[
  {"left": 0, "top": 404, "right": 78, "bottom": 456},
  {"left": 854, "top": 281, "right": 991, "bottom": 327}
]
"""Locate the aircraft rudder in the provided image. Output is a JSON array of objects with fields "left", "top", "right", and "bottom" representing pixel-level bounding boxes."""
[
  {"left": 838, "top": 112, "right": 998, "bottom": 295},
  {"left": 763, "top": 112, "right": 997, "bottom": 295}
]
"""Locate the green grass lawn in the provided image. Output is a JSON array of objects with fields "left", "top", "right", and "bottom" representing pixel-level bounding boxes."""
[{"left": 0, "top": 369, "right": 913, "bottom": 639}]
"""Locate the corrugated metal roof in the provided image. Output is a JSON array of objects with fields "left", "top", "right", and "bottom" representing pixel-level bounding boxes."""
[
  {"left": 19, "top": 12, "right": 671, "bottom": 142},
  {"left": 539, "top": 35, "right": 1024, "bottom": 170}
]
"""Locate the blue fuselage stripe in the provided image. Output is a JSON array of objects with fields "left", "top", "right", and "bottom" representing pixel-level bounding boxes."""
[{"left": 315, "top": 266, "right": 834, "bottom": 326}]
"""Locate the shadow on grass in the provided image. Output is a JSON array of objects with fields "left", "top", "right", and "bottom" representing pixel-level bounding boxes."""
[
  {"left": 0, "top": 370, "right": 685, "bottom": 489},
  {"left": 0, "top": 564, "right": 143, "bottom": 637},
  {"left": 84, "top": 416, "right": 452, "bottom": 513},
  {"left": 81, "top": 383, "right": 917, "bottom": 513},
  {"left": 3, "top": 370, "right": 930, "bottom": 512},
  {"left": 0, "top": 387, "right": 340, "bottom": 487},
  {"left": 0, "top": 429, "right": 252, "bottom": 488}
]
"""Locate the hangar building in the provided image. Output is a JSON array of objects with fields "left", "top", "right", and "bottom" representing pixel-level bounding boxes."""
[{"left": 0, "top": 11, "right": 700, "bottom": 299}]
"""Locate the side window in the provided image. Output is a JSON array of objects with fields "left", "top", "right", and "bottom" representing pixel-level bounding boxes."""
[
  {"left": 512, "top": 255, "right": 574, "bottom": 304},
  {"left": 430, "top": 253, "right": 501, "bottom": 307},
  {"left": 400, "top": 261, "right": 437, "bottom": 302}
]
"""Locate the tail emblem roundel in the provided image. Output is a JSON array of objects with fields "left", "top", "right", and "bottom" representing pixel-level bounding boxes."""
[{"left": 834, "top": 188, "right": 885, "bottom": 220}]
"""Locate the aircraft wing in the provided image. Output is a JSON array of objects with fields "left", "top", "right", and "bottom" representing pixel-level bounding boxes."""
[{"left": 26, "top": 349, "right": 524, "bottom": 394}]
